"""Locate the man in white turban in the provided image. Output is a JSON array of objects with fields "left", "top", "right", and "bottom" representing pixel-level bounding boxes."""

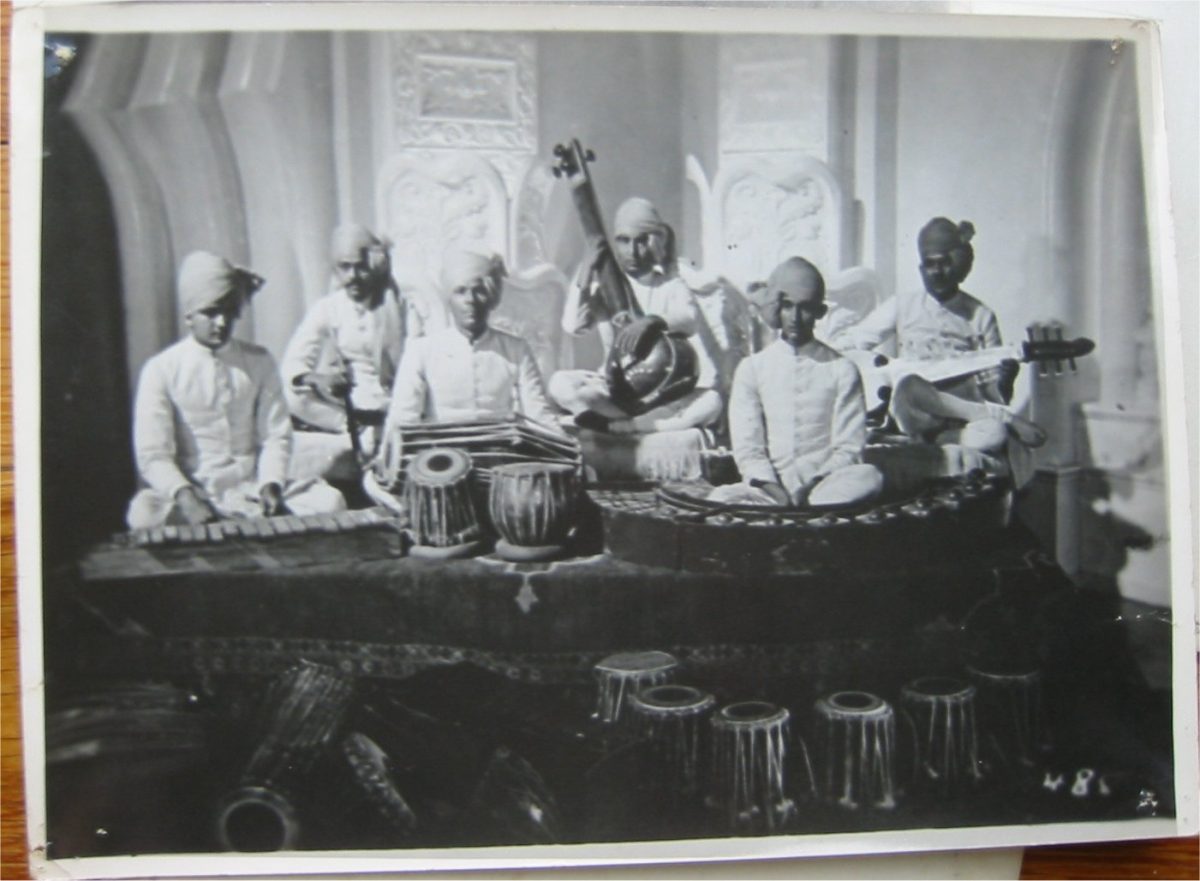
[
  {"left": 383, "top": 250, "right": 561, "bottom": 432},
  {"left": 281, "top": 224, "right": 417, "bottom": 478},
  {"left": 125, "top": 251, "right": 345, "bottom": 529},
  {"left": 711, "top": 257, "right": 882, "bottom": 507},
  {"left": 548, "top": 197, "right": 724, "bottom": 434}
]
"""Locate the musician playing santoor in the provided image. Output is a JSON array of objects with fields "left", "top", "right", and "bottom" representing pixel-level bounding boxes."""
[
  {"left": 832, "top": 217, "right": 1045, "bottom": 455},
  {"left": 126, "top": 251, "right": 346, "bottom": 529},
  {"left": 383, "top": 250, "right": 562, "bottom": 431},
  {"left": 710, "top": 257, "right": 883, "bottom": 507},
  {"left": 547, "top": 197, "right": 724, "bottom": 434}
]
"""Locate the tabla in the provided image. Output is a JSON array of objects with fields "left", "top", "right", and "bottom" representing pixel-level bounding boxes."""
[
  {"left": 629, "top": 684, "right": 715, "bottom": 797},
  {"left": 402, "top": 447, "right": 484, "bottom": 559},
  {"left": 900, "top": 676, "right": 982, "bottom": 794},
  {"left": 710, "top": 700, "right": 795, "bottom": 831},
  {"left": 488, "top": 462, "right": 580, "bottom": 561},
  {"left": 813, "top": 690, "right": 897, "bottom": 810},
  {"left": 592, "top": 650, "right": 678, "bottom": 725}
]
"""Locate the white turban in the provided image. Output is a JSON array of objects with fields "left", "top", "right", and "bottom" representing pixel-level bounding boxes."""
[
  {"left": 440, "top": 250, "right": 507, "bottom": 306},
  {"left": 177, "top": 251, "right": 263, "bottom": 316}
]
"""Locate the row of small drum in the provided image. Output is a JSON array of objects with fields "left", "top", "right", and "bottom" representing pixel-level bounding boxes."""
[
  {"left": 401, "top": 448, "right": 580, "bottom": 562},
  {"left": 591, "top": 650, "right": 1044, "bottom": 832}
]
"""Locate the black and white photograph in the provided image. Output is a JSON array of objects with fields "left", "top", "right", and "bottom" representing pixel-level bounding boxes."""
[{"left": 10, "top": 2, "right": 1198, "bottom": 877}]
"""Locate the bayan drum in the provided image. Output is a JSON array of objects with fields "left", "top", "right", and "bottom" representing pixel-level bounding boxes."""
[
  {"left": 629, "top": 684, "right": 716, "bottom": 797},
  {"left": 900, "top": 676, "right": 982, "bottom": 794},
  {"left": 403, "top": 447, "right": 484, "bottom": 559},
  {"left": 592, "top": 650, "right": 679, "bottom": 725},
  {"left": 813, "top": 691, "right": 897, "bottom": 810},
  {"left": 710, "top": 701, "right": 795, "bottom": 832},
  {"left": 489, "top": 462, "right": 580, "bottom": 562}
]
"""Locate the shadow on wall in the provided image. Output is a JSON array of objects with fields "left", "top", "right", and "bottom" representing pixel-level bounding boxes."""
[{"left": 40, "top": 34, "right": 134, "bottom": 561}]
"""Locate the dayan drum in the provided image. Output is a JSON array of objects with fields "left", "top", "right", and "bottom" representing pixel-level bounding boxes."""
[
  {"left": 488, "top": 462, "right": 580, "bottom": 562},
  {"left": 710, "top": 701, "right": 796, "bottom": 832},
  {"left": 967, "top": 666, "right": 1044, "bottom": 770},
  {"left": 402, "top": 447, "right": 484, "bottom": 559},
  {"left": 592, "top": 650, "right": 679, "bottom": 725},
  {"left": 629, "top": 684, "right": 716, "bottom": 797},
  {"left": 813, "top": 691, "right": 897, "bottom": 810},
  {"left": 900, "top": 676, "right": 982, "bottom": 794}
]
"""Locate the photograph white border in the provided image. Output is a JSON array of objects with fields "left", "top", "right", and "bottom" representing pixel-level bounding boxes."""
[{"left": 10, "top": 2, "right": 1197, "bottom": 878}]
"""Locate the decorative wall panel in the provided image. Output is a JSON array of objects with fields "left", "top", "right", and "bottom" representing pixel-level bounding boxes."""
[
  {"left": 388, "top": 33, "right": 537, "bottom": 156},
  {"left": 718, "top": 36, "right": 831, "bottom": 158}
]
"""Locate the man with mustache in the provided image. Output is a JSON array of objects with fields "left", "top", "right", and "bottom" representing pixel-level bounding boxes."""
[
  {"left": 548, "top": 197, "right": 723, "bottom": 434},
  {"left": 126, "top": 251, "right": 345, "bottom": 529},
  {"left": 710, "top": 257, "right": 882, "bottom": 507},
  {"left": 282, "top": 224, "right": 415, "bottom": 439},
  {"left": 835, "top": 217, "right": 1044, "bottom": 456}
]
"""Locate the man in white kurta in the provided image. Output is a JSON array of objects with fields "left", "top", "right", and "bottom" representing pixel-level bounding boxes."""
[
  {"left": 548, "top": 198, "right": 723, "bottom": 434},
  {"left": 126, "top": 251, "right": 345, "bottom": 529},
  {"left": 711, "top": 257, "right": 882, "bottom": 507},
  {"left": 282, "top": 224, "right": 415, "bottom": 433},
  {"left": 384, "top": 251, "right": 561, "bottom": 431},
  {"left": 831, "top": 217, "right": 1042, "bottom": 454}
]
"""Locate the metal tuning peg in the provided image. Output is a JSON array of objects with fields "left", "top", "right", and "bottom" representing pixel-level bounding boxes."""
[{"left": 1028, "top": 326, "right": 1049, "bottom": 377}]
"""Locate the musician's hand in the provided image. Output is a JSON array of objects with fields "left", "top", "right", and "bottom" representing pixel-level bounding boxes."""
[
  {"left": 174, "top": 486, "right": 219, "bottom": 526},
  {"left": 613, "top": 315, "right": 668, "bottom": 360},
  {"left": 302, "top": 371, "right": 350, "bottom": 404},
  {"left": 259, "top": 482, "right": 291, "bottom": 518},
  {"left": 749, "top": 479, "right": 791, "bottom": 507},
  {"left": 997, "top": 358, "right": 1020, "bottom": 404}
]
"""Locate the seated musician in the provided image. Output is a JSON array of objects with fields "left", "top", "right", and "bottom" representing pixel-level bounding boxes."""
[
  {"left": 833, "top": 217, "right": 1045, "bottom": 455},
  {"left": 710, "top": 257, "right": 883, "bottom": 507},
  {"left": 383, "top": 250, "right": 562, "bottom": 431},
  {"left": 281, "top": 224, "right": 412, "bottom": 454},
  {"left": 547, "top": 197, "right": 723, "bottom": 434},
  {"left": 126, "top": 251, "right": 346, "bottom": 529}
]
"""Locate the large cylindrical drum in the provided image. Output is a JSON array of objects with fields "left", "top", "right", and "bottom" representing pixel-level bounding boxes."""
[
  {"left": 403, "top": 447, "right": 483, "bottom": 559},
  {"left": 488, "top": 462, "right": 579, "bottom": 561}
]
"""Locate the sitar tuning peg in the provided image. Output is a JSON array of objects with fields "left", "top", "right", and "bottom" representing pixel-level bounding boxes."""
[
  {"left": 553, "top": 144, "right": 566, "bottom": 157},
  {"left": 585, "top": 149, "right": 596, "bottom": 162},
  {"left": 551, "top": 167, "right": 563, "bottom": 179}
]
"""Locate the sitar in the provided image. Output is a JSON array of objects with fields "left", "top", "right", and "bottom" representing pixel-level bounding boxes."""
[{"left": 843, "top": 328, "right": 1095, "bottom": 416}]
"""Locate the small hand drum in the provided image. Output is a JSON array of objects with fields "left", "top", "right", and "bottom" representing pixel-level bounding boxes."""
[
  {"left": 488, "top": 462, "right": 579, "bottom": 562},
  {"left": 403, "top": 447, "right": 484, "bottom": 559}
]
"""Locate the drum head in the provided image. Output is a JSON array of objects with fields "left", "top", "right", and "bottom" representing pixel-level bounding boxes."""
[
  {"left": 408, "top": 447, "right": 473, "bottom": 486},
  {"left": 492, "top": 461, "right": 577, "bottom": 479}
]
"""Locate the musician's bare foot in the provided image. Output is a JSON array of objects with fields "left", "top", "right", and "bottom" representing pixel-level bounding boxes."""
[{"left": 1007, "top": 413, "right": 1047, "bottom": 448}]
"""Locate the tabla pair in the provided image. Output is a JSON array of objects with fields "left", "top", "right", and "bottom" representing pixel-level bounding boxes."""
[{"left": 403, "top": 446, "right": 581, "bottom": 561}]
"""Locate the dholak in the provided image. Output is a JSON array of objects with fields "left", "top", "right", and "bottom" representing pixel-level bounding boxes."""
[
  {"left": 403, "top": 447, "right": 483, "bottom": 559},
  {"left": 813, "top": 691, "right": 897, "bottom": 810},
  {"left": 488, "top": 462, "right": 579, "bottom": 561}
]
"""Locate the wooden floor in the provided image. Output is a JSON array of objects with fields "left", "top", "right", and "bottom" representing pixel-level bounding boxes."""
[{"left": 0, "top": 3, "right": 1195, "bottom": 878}]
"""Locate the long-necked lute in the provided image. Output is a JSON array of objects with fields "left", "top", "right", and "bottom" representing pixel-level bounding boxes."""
[
  {"left": 844, "top": 328, "right": 1095, "bottom": 416},
  {"left": 551, "top": 139, "right": 699, "bottom": 414}
]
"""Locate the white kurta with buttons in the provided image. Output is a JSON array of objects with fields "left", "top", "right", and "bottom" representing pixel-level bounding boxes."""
[
  {"left": 728, "top": 338, "right": 867, "bottom": 496},
  {"left": 133, "top": 336, "right": 291, "bottom": 500},
  {"left": 385, "top": 326, "right": 561, "bottom": 431}
]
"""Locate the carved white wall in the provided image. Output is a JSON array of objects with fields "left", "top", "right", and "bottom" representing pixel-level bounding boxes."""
[
  {"left": 369, "top": 32, "right": 568, "bottom": 376},
  {"left": 688, "top": 154, "right": 846, "bottom": 289}
]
